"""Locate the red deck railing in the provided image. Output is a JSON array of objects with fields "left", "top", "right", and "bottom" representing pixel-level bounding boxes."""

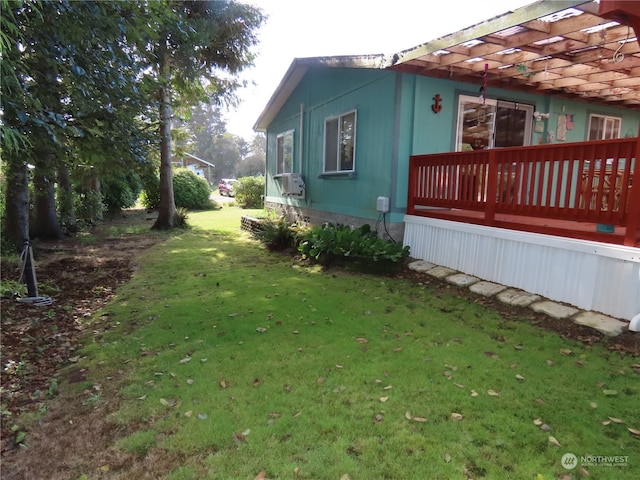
[{"left": 407, "top": 137, "right": 640, "bottom": 246}]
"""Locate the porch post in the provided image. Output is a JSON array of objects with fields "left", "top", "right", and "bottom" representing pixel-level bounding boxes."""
[
  {"left": 623, "top": 136, "right": 640, "bottom": 246},
  {"left": 484, "top": 149, "right": 498, "bottom": 225}
]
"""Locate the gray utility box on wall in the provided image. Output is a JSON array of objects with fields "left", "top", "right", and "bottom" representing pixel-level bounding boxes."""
[{"left": 376, "top": 196, "right": 389, "bottom": 213}]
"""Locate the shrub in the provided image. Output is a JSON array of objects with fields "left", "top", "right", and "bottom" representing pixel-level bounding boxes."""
[
  {"left": 139, "top": 170, "right": 160, "bottom": 210},
  {"left": 298, "top": 223, "right": 410, "bottom": 268},
  {"left": 74, "top": 189, "right": 105, "bottom": 226},
  {"left": 234, "top": 176, "right": 264, "bottom": 209},
  {"left": 101, "top": 171, "right": 142, "bottom": 213},
  {"left": 172, "top": 168, "right": 213, "bottom": 210},
  {"left": 253, "top": 213, "right": 294, "bottom": 251}
]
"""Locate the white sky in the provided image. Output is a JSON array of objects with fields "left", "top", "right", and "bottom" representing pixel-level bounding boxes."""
[{"left": 225, "top": 0, "right": 535, "bottom": 139}]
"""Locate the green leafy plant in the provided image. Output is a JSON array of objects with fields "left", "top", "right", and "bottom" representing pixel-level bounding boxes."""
[
  {"left": 234, "top": 175, "right": 264, "bottom": 208},
  {"left": 253, "top": 213, "right": 294, "bottom": 251},
  {"left": 298, "top": 223, "right": 410, "bottom": 267},
  {"left": 101, "top": 170, "right": 143, "bottom": 214},
  {"left": 174, "top": 207, "right": 189, "bottom": 228},
  {"left": 172, "top": 168, "right": 213, "bottom": 210}
]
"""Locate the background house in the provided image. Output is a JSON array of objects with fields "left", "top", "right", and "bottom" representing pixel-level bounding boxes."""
[
  {"left": 254, "top": 0, "right": 640, "bottom": 321},
  {"left": 172, "top": 153, "right": 216, "bottom": 186}
]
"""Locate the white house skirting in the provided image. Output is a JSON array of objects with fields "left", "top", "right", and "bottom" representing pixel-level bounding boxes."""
[{"left": 403, "top": 215, "right": 640, "bottom": 321}]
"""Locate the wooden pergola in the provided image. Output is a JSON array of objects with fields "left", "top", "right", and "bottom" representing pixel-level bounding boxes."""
[
  {"left": 399, "top": 0, "right": 640, "bottom": 247},
  {"left": 388, "top": 0, "right": 640, "bottom": 111}
]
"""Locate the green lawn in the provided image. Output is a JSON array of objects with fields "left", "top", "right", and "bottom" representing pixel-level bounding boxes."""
[{"left": 70, "top": 207, "right": 640, "bottom": 479}]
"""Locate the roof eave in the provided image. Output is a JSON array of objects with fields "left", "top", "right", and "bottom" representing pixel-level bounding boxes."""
[{"left": 253, "top": 54, "right": 387, "bottom": 131}]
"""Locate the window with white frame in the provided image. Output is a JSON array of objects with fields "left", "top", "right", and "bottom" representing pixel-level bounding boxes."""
[
  {"left": 276, "top": 130, "right": 294, "bottom": 175},
  {"left": 588, "top": 114, "right": 621, "bottom": 140},
  {"left": 324, "top": 111, "right": 356, "bottom": 173}
]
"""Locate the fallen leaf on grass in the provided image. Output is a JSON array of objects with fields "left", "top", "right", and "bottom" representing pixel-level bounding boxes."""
[
  {"left": 412, "top": 416, "right": 428, "bottom": 423},
  {"left": 515, "top": 374, "right": 525, "bottom": 381},
  {"left": 253, "top": 378, "right": 264, "bottom": 387},
  {"left": 540, "top": 424, "right": 552, "bottom": 432},
  {"left": 628, "top": 427, "right": 640, "bottom": 436},
  {"left": 444, "top": 453, "right": 452, "bottom": 463},
  {"left": 379, "top": 396, "right": 389, "bottom": 402},
  {"left": 254, "top": 471, "right": 267, "bottom": 480},
  {"left": 355, "top": 337, "right": 368, "bottom": 343},
  {"left": 383, "top": 385, "right": 393, "bottom": 391},
  {"left": 393, "top": 347, "right": 403, "bottom": 353},
  {"left": 179, "top": 356, "right": 192, "bottom": 364},
  {"left": 470, "top": 390, "right": 478, "bottom": 397},
  {"left": 608, "top": 417, "right": 624, "bottom": 424},
  {"left": 256, "top": 327, "right": 267, "bottom": 333},
  {"left": 603, "top": 389, "right": 618, "bottom": 396},
  {"left": 533, "top": 418, "right": 543, "bottom": 426},
  {"left": 487, "top": 389, "right": 500, "bottom": 396},
  {"left": 405, "top": 411, "right": 413, "bottom": 420},
  {"left": 335, "top": 364, "right": 343, "bottom": 369},
  {"left": 232, "top": 431, "right": 248, "bottom": 446},
  {"left": 559, "top": 348, "right": 573, "bottom": 356},
  {"left": 159, "top": 398, "right": 178, "bottom": 407},
  {"left": 219, "top": 379, "right": 229, "bottom": 389},
  {"left": 577, "top": 466, "right": 591, "bottom": 477},
  {"left": 548, "top": 436, "right": 562, "bottom": 447},
  {"left": 451, "top": 412, "right": 464, "bottom": 421}
]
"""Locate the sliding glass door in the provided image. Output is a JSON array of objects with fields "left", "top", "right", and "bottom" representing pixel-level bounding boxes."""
[{"left": 456, "top": 95, "right": 533, "bottom": 151}]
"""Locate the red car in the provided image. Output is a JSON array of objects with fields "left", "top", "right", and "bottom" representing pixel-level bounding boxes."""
[{"left": 217, "top": 178, "right": 238, "bottom": 197}]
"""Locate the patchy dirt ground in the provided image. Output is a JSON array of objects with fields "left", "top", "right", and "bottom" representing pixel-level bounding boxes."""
[{"left": 1, "top": 210, "right": 638, "bottom": 479}]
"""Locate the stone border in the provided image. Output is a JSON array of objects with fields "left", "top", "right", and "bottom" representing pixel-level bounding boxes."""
[{"left": 407, "top": 260, "right": 630, "bottom": 337}]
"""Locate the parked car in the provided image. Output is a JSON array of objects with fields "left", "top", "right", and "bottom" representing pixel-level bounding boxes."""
[{"left": 218, "top": 178, "right": 238, "bottom": 197}]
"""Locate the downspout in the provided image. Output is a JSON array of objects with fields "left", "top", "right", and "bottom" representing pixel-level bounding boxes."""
[
  {"left": 299, "top": 103, "right": 307, "bottom": 204},
  {"left": 299, "top": 103, "right": 304, "bottom": 173}
]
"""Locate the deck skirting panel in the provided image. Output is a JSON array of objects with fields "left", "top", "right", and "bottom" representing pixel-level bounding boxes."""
[{"left": 403, "top": 214, "right": 640, "bottom": 321}]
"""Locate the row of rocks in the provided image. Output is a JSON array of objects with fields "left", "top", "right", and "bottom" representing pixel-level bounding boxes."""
[{"left": 407, "top": 260, "right": 629, "bottom": 337}]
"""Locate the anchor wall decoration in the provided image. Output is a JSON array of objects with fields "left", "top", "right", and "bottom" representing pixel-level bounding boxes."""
[{"left": 432, "top": 94, "right": 442, "bottom": 114}]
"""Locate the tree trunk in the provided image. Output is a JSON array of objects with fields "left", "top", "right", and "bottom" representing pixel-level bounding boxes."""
[
  {"left": 152, "top": 55, "right": 177, "bottom": 230},
  {"left": 3, "top": 159, "right": 30, "bottom": 253},
  {"left": 57, "top": 164, "right": 78, "bottom": 233},
  {"left": 31, "top": 166, "right": 63, "bottom": 241}
]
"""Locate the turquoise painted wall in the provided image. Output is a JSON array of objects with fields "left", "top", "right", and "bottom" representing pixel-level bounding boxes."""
[
  {"left": 266, "top": 68, "right": 400, "bottom": 221},
  {"left": 265, "top": 67, "right": 640, "bottom": 224}
]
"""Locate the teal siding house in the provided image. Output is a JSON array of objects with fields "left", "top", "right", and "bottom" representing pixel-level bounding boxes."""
[{"left": 254, "top": 0, "right": 640, "bottom": 323}]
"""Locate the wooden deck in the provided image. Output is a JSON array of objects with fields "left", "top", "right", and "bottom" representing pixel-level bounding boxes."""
[
  {"left": 412, "top": 207, "right": 640, "bottom": 247},
  {"left": 407, "top": 138, "right": 640, "bottom": 247}
]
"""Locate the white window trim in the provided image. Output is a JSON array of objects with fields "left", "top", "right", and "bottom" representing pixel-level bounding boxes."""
[
  {"left": 323, "top": 110, "right": 357, "bottom": 174},
  {"left": 587, "top": 113, "right": 621, "bottom": 140},
  {"left": 276, "top": 129, "right": 295, "bottom": 175}
]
